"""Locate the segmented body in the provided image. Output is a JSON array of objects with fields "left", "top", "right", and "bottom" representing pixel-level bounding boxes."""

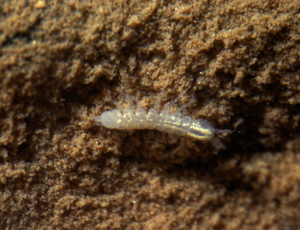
[{"left": 95, "top": 88, "right": 216, "bottom": 141}]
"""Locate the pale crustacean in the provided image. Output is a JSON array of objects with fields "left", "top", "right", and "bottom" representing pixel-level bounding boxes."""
[{"left": 94, "top": 85, "right": 230, "bottom": 149}]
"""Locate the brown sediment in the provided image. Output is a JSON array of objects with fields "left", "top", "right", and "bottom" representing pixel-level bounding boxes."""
[{"left": 0, "top": 0, "right": 300, "bottom": 229}]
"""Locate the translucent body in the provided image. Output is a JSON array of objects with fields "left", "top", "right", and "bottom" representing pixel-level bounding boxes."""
[{"left": 97, "top": 103, "right": 215, "bottom": 141}]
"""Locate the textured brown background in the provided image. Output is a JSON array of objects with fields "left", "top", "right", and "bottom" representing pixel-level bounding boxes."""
[{"left": 0, "top": 0, "right": 300, "bottom": 229}]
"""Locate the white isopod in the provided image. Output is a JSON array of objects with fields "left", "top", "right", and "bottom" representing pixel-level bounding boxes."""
[{"left": 94, "top": 86, "right": 226, "bottom": 143}]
